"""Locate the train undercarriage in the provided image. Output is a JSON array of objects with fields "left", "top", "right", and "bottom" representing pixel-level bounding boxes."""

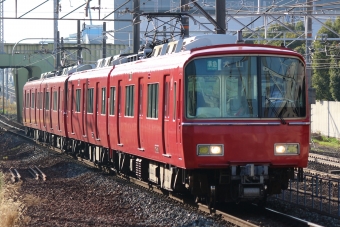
[{"left": 26, "top": 127, "right": 300, "bottom": 207}]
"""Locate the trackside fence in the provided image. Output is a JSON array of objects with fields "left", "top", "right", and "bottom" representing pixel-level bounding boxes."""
[{"left": 274, "top": 173, "right": 340, "bottom": 217}]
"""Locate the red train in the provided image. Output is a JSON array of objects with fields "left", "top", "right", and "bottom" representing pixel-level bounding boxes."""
[{"left": 23, "top": 34, "right": 310, "bottom": 206}]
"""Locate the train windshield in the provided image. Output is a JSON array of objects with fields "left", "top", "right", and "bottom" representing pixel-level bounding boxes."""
[{"left": 185, "top": 56, "right": 306, "bottom": 119}]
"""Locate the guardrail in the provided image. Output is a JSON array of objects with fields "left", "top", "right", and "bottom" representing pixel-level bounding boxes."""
[{"left": 274, "top": 173, "right": 340, "bottom": 217}]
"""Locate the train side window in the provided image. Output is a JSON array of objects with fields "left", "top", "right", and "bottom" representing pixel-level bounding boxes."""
[
  {"left": 31, "top": 93, "right": 35, "bottom": 108},
  {"left": 164, "top": 82, "right": 169, "bottom": 118},
  {"left": 125, "top": 85, "right": 134, "bottom": 117},
  {"left": 101, "top": 87, "right": 106, "bottom": 114},
  {"left": 87, "top": 88, "right": 94, "bottom": 113},
  {"left": 147, "top": 83, "right": 159, "bottom": 118},
  {"left": 139, "top": 83, "right": 143, "bottom": 116},
  {"left": 26, "top": 93, "right": 30, "bottom": 108},
  {"left": 109, "top": 87, "right": 115, "bottom": 115},
  {"left": 75, "top": 89, "right": 81, "bottom": 112},
  {"left": 53, "top": 91, "right": 58, "bottom": 111},
  {"left": 36, "top": 92, "right": 38, "bottom": 109},
  {"left": 37, "top": 92, "right": 40, "bottom": 109},
  {"left": 173, "top": 82, "right": 177, "bottom": 120},
  {"left": 45, "top": 92, "right": 50, "bottom": 110}
]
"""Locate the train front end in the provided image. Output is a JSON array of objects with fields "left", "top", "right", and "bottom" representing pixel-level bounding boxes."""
[{"left": 181, "top": 45, "right": 309, "bottom": 203}]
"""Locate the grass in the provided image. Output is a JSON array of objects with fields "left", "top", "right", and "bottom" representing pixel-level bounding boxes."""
[
  {"left": 0, "top": 97, "right": 17, "bottom": 115},
  {"left": 312, "top": 134, "right": 340, "bottom": 149},
  {"left": 0, "top": 172, "right": 22, "bottom": 227}
]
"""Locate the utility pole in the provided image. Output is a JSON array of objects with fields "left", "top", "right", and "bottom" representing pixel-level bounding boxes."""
[
  {"left": 133, "top": 0, "right": 140, "bottom": 54},
  {"left": 77, "top": 20, "right": 81, "bottom": 63},
  {"left": 103, "top": 22, "right": 106, "bottom": 58},
  {"left": 54, "top": 0, "right": 60, "bottom": 70},
  {"left": 305, "top": 0, "right": 312, "bottom": 88},
  {"left": 215, "top": 0, "right": 226, "bottom": 34},
  {"left": 0, "top": 0, "right": 4, "bottom": 114},
  {"left": 181, "top": 0, "right": 189, "bottom": 38}
]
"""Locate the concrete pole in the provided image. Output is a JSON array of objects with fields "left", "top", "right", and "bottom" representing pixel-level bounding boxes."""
[
  {"left": 133, "top": 0, "right": 140, "bottom": 54},
  {"left": 54, "top": 0, "right": 59, "bottom": 70},
  {"left": 306, "top": 0, "right": 313, "bottom": 91},
  {"left": 5, "top": 68, "right": 7, "bottom": 110},
  {"left": 77, "top": 20, "right": 81, "bottom": 63},
  {"left": 15, "top": 69, "right": 20, "bottom": 122},
  {"left": 215, "top": 0, "right": 226, "bottom": 34},
  {"left": 2, "top": 69, "right": 4, "bottom": 114},
  {"left": 103, "top": 22, "right": 106, "bottom": 58},
  {"left": 56, "top": 31, "right": 60, "bottom": 69}
]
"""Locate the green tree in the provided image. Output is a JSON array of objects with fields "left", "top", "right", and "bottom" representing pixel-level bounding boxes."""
[
  {"left": 312, "top": 18, "right": 340, "bottom": 100},
  {"left": 329, "top": 59, "right": 340, "bottom": 101}
]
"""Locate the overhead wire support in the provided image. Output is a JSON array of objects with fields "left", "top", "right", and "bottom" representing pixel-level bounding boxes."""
[
  {"left": 60, "top": 3, "right": 86, "bottom": 19},
  {"left": 19, "top": 0, "right": 50, "bottom": 18},
  {"left": 102, "top": 0, "right": 131, "bottom": 20},
  {"left": 190, "top": 0, "right": 224, "bottom": 33}
]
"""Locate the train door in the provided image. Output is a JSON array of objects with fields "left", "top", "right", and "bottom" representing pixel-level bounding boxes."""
[
  {"left": 162, "top": 75, "right": 171, "bottom": 156},
  {"left": 70, "top": 84, "right": 75, "bottom": 135},
  {"left": 82, "top": 81, "right": 87, "bottom": 138},
  {"left": 43, "top": 88, "right": 46, "bottom": 128},
  {"left": 49, "top": 87, "right": 53, "bottom": 131},
  {"left": 96, "top": 83, "right": 100, "bottom": 141},
  {"left": 28, "top": 90, "right": 31, "bottom": 124},
  {"left": 34, "top": 90, "right": 37, "bottom": 125},
  {"left": 137, "top": 77, "right": 144, "bottom": 150},
  {"left": 117, "top": 80, "right": 122, "bottom": 146},
  {"left": 57, "top": 87, "right": 61, "bottom": 132},
  {"left": 86, "top": 81, "right": 96, "bottom": 143},
  {"left": 71, "top": 83, "right": 82, "bottom": 137},
  {"left": 176, "top": 79, "right": 182, "bottom": 145}
]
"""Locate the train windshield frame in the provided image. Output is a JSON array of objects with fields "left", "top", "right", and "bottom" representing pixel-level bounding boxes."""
[{"left": 185, "top": 55, "right": 306, "bottom": 119}]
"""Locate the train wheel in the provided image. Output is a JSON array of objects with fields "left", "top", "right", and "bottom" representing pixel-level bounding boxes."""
[
  {"left": 60, "top": 137, "right": 67, "bottom": 152},
  {"left": 43, "top": 132, "right": 49, "bottom": 143},
  {"left": 24, "top": 127, "right": 30, "bottom": 136}
]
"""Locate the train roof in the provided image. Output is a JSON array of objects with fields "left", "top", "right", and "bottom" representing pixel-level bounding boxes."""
[{"left": 28, "top": 33, "right": 303, "bottom": 83}]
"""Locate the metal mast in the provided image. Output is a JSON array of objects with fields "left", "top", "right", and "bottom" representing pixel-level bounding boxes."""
[
  {"left": 0, "top": 0, "right": 4, "bottom": 53},
  {"left": 0, "top": 0, "right": 4, "bottom": 114}
]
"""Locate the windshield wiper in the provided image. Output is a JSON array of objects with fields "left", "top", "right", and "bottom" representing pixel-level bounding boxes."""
[{"left": 265, "top": 97, "right": 286, "bottom": 125}]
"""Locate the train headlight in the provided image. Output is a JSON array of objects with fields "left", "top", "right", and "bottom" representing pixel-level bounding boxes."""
[
  {"left": 197, "top": 144, "right": 223, "bottom": 156},
  {"left": 274, "top": 143, "right": 299, "bottom": 155}
]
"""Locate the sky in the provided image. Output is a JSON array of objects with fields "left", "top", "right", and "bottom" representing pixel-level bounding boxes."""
[{"left": 3, "top": 0, "right": 118, "bottom": 44}]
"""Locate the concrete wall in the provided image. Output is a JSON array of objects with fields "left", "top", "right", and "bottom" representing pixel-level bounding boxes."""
[{"left": 311, "top": 101, "right": 340, "bottom": 139}]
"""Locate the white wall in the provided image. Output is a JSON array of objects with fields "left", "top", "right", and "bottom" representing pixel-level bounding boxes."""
[{"left": 311, "top": 101, "right": 340, "bottom": 139}]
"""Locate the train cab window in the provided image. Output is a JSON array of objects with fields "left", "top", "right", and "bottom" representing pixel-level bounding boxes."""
[
  {"left": 125, "top": 85, "right": 134, "bottom": 117},
  {"left": 147, "top": 83, "right": 159, "bottom": 118},
  {"left": 87, "top": 88, "right": 94, "bottom": 113},
  {"left": 45, "top": 92, "right": 50, "bottom": 110},
  {"left": 31, "top": 93, "right": 35, "bottom": 108},
  {"left": 101, "top": 87, "right": 106, "bottom": 114},
  {"left": 109, "top": 87, "right": 116, "bottom": 115},
  {"left": 53, "top": 91, "right": 58, "bottom": 111},
  {"left": 260, "top": 56, "right": 306, "bottom": 118},
  {"left": 185, "top": 56, "right": 258, "bottom": 119},
  {"left": 185, "top": 56, "right": 306, "bottom": 119},
  {"left": 75, "top": 89, "right": 81, "bottom": 112}
]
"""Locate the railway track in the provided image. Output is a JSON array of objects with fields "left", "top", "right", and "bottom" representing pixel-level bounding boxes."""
[
  {"left": 8, "top": 166, "right": 47, "bottom": 182},
  {"left": 309, "top": 153, "right": 340, "bottom": 170},
  {"left": 0, "top": 115, "right": 329, "bottom": 227}
]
